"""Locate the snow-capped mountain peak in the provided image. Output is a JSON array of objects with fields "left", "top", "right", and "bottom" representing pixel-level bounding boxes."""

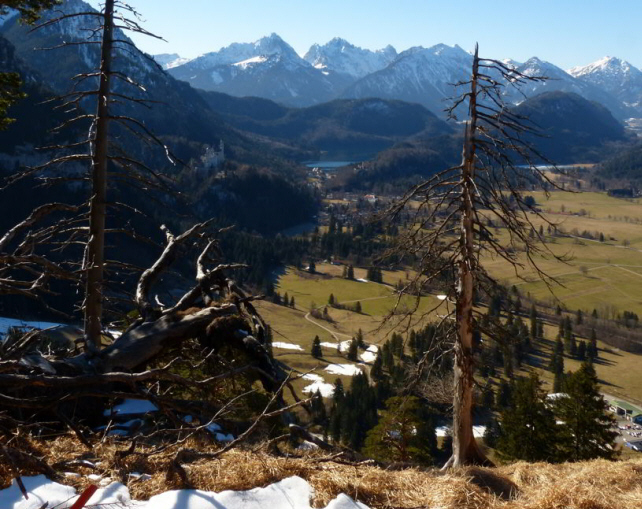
[
  {"left": 153, "top": 53, "right": 191, "bottom": 70},
  {"left": 303, "top": 38, "right": 397, "bottom": 79},
  {"left": 567, "top": 56, "right": 642, "bottom": 109},
  {"left": 568, "top": 56, "right": 640, "bottom": 80}
]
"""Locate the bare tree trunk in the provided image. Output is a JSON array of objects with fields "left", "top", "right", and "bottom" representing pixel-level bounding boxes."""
[
  {"left": 84, "top": 0, "right": 114, "bottom": 349},
  {"left": 446, "top": 45, "right": 491, "bottom": 469}
]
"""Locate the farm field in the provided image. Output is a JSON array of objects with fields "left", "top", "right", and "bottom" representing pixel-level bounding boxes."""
[{"left": 483, "top": 191, "right": 642, "bottom": 317}]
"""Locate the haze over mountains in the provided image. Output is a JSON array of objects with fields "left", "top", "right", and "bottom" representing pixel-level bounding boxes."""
[{"left": 159, "top": 34, "right": 642, "bottom": 122}]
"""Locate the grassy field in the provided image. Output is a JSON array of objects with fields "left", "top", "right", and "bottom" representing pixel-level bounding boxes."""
[{"left": 481, "top": 191, "right": 642, "bottom": 317}]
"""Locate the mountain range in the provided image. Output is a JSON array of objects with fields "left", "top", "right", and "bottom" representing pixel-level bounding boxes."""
[
  {"left": 0, "top": 0, "right": 636, "bottom": 185},
  {"left": 160, "top": 35, "right": 642, "bottom": 122}
]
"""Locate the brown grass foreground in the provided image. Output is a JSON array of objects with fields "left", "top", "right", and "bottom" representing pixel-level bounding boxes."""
[{"left": 2, "top": 436, "right": 642, "bottom": 508}]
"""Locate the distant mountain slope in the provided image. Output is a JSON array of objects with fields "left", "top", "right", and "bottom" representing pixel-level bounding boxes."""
[
  {"left": 167, "top": 33, "right": 352, "bottom": 107},
  {"left": 505, "top": 57, "right": 629, "bottom": 120},
  {"left": 342, "top": 90, "right": 630, "bottom": 190},
  {"left": 513, "top": 91, "right": 628, "bottom": 163},
  {"left": 198, "top": 92, "right": 452, "bottom": 158},
  {"left": 340, "top": 44, "right": 472, "bottom": 116}
]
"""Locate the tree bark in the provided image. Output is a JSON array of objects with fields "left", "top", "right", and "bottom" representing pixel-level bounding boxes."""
[
  {"left": 446, "top": 44, "right": 492, "bottom": 469},
  {"left": 84, "top": 0, "right": 114, "bottom": 349}
]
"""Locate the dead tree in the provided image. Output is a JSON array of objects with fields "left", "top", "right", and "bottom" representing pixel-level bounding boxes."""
[
  {"left": 0, "top": 1, "right": 184, "bottom": 337},
  {"left": 384, "top": 45, "right": 565, "bottom": 468}
]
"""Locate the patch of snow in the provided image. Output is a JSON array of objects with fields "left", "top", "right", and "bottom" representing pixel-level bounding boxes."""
[
  {"left": 302, "top": 374, "right": 335, "bottom": 397},
  {"left": 210, "top": 70, "right": 224, "bottom": 84},
  {"left": 207, "top": 423, "right": 222, "bottom": 432},
  {"left": 215, "top": 433, "right": 235, "bottom": 442},
  {"left": 103, "top": 399, "right": 158, "bottom": 416},
  {"left": 0, "top": 476, "right": 76, "bottom": 509},
  {"left": 233, "top": 55, "right": 268, "bottom": 69},
  {"left": 0, "top": 475, "right": 370, "bottom": 509},
  {"left": 320, "top": 340, "right": 352, "bottom": 352},
  {"left": 272, "top": 341, "right": 304, "bottom": 351},
  {"left": 0, "top": 317, "right": 65, "bottom": 337},
  {"left": 356, "top": 278, "right": 369, "bottom": 283},
  {"left": 360, "top": 345, "right": 379, "bottom": 363},
  {"left": 436, "top": 425, "right": 486, "bottom": 438},
  {"left": 129, "top": 472, "right": 152, "bottom": 481},
  {"left": 324, "top": 363, "right": 363, "bottom": 377},
  {"left": 297, "top": 440, "right": 320, "bottom": 451}
]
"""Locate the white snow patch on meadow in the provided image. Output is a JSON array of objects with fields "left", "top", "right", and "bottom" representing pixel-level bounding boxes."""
[
  {"left": 0, "top": 474, "right": 371, "bottom": 508},
  {"left": 272, "top": 342, "right": 304, "bottom": 351},
  {"left": 302, "top": 373, "right": 335, "bottom": 397},
  {"left": 324, "top": 363, "right": 363, "bottom": 377},
  {"left": 360, "top": 345, "right": 379, "bottom": 363},
  {"left": 320, "top": 340, "right": 351, "bottom": 352}
]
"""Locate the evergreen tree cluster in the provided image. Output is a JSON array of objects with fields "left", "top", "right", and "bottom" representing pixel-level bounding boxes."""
[{"left": 496, "top": 364, "right": 617, "bottom": 463}]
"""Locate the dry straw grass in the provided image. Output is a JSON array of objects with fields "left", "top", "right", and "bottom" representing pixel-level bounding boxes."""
[{"left": 2, "top": 436, "right": 642, "bottom": 508}]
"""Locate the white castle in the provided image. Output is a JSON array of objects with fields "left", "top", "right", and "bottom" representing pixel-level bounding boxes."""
[{"left": 196, "top": 140, "right": 225, "bottom": 176}]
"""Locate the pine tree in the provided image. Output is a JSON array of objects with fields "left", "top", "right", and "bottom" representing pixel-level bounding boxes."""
[
  {"left": 497, "top": 374, "right": 559, "bottom": 462},
  {"left": 577, "top": 341, "right": 587, "bottom": 361},
  {"left": 576, "top": 309, "right": 583, "bottom": 325},
  {"left": 529, "top": 305, "right": 538, "bottom": 339},
  {"left": 355, "top": 328, "right": 365, "bottom": 348},
  {"left": 290, "top": 296, "right": 295, "bottom": 308},
  {"left": 495, "top": 378, "right": 512, "bottom": 410},
  {"left": 363, "top": 396, "right": 433, "bottom": 464},
  {"left": 588, "top": 329, "right": 598, "bottom": 360},
  {"left": 328, "top": 293, "right": 335, "bottom": 306},
  {"left": 347, "top": 339, "right": 359, "bottom": 362},
  {"left": 371, "top": 352, "right": 384, "bottom": 382},
  {"left": 554, "top": 363, "right": 617, "bottom": 461},
  {"left": 354, "top": 301, "right": 362, "bottom": 314},
  {"left": 311, "top": 389, "right": 327, "bottom": 425},
  {"left": 483, "top": 417, "right": 501, "bottom": 449},
  {"left": 347, "top": 264, "right": 354, "bottom": 280},
  {"left": 308, "top": 260, "right": 316, "bottom": 274},
  {"left": 311, "top": 336, "right": 323, "bottom": 359}
]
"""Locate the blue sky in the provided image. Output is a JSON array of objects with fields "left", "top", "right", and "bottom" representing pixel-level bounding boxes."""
[{"left": 90, "top": 0, "right": 642, "bottom": 69}]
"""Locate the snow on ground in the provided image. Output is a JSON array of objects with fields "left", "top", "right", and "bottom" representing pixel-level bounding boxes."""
[
  {"left": 324, "top": 363, "right": 364, "bottom": 377},
  {"left": 272, "top": 342, "right": 304, "bottom": 351},
  {"left": 0, "top": 475, "right": 370, "bottom": 509},
  {"left": 320, "top": 340, "right": 351, "bottom": 352},
  {"left": 356, "top": 278, "right": 369, "bottom": 283},
  {"left": 435, "top": 425, "right": 487, "bottom": 438},
  {"left": 0, "top": 317, "right": 65, "bottom": 337},
  {"left": 103, "top": 399, "right": 159, "bottom": 416},
  {"left": 360, "top": 345, "right": 379, "bottom": 363},
  {"left": 302, "top": 373, "right": 335, "bottom": 397}
]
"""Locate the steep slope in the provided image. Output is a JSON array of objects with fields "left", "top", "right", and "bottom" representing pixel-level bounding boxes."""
[
  {"left": 599, "top": 142, "right": 642, "bottom": 182},
  {"left": 168, "top": 34, "right": 352, "bottom": 107},
  {"left": 340, "top": 44, "right": 472, "bottom": 116},
  {"left": 0, "top": 0, "right": 228, "bottom": 146},
  {"left": 569, "top": 56, "right": 642, "bottom": 114},
  {"left": 512, "top": 91, "right": 628, "bottom": 163},
  {"left": 198, "top": 92, "right": 452, "bottom": 158},
  {"left": 303, "top": 37, "right": 397, "bottom": 79}
]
